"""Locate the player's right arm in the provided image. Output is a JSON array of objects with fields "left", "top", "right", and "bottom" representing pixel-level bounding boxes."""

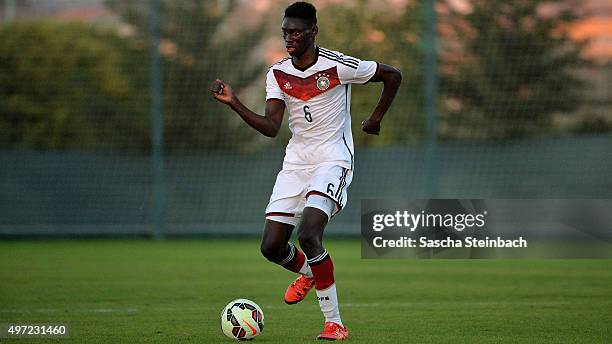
[{"left": 211, "top": 79, "right": 285, "bottom": 138}]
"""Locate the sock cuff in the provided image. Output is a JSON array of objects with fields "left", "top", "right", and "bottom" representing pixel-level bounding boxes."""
[
  {"left": 278, "top": 242, "right": 296, "bottom": 266},
  {"left": 307, "top": 250, "right": 329, "bottom": 266}
]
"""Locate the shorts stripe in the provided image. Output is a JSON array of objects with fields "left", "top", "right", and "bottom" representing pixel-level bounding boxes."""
[
  {"left": 340, "top": 172, "right": 348, "bottom": 202},
  {"left": 265, "top": 212, "right": 295, "bottom": 217},
  {"left": 334, "top": 168, "right": 348, "bottom": 199}
]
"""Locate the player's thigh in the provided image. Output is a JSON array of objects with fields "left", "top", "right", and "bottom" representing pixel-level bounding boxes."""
[
  {"left": 296, "top": 206, "right": 329, "bottom": 256},
  {"left": 298, "top": 206, "right": 328, "bottom": 240}
]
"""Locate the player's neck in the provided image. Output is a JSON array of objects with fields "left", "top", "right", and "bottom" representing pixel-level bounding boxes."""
[{"left": 292, "top": 45, "right": 318, "bottom": 71}]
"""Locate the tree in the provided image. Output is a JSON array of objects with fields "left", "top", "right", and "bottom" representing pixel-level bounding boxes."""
[
  {"left": 106, "top": 0, "right": 266, "bottom": 151},
  {"left": 0, "top": 21, "right": 149, "bottom": 150},
  {"left": 316, "top": 0, "right": 425, "bottom": 146},
  {"left": 438, "top": 0, "right": 589, "bottom": 140}
]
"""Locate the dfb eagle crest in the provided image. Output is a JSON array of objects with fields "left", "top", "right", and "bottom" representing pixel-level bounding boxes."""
[{"left": 316, "top": 74, "right": 330, "bottom": 91}]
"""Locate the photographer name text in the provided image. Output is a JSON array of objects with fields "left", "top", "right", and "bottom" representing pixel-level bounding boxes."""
[
  {"left": 370, "top": 210, "right": 527, "bottom": 248},
  {"left": 372, "top": 236, "right": 527, "bottom": 248}
]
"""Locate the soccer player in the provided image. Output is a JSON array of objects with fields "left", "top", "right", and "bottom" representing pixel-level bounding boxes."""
[{"left": 211, "top": 1, "right": 401, "bottom": 340}]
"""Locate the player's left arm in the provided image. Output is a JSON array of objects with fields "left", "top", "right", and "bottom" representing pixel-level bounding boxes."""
[{"left": 361, "top": 63, "right": 402, "bottom": 135}]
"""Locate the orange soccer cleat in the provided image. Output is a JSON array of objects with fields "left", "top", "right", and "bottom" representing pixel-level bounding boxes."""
[
  {"left": 317, "top": 321, "right": 349, "bottom": 340},
  {"left": 284, "top": 275, "right": 315, "bottom": 305}
]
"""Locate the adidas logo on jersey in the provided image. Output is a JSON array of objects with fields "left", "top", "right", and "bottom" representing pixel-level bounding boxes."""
[{"left": 284, "top": 82, "right": 292, "bottom": 90}]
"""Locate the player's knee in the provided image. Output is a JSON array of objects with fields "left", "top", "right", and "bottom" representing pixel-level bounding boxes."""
[{"left": 260, "top": 241, "right": 282, "bottom": 262}]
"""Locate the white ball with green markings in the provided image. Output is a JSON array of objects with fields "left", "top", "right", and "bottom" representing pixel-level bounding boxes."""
[{"left": 220, "top": 299, "right": 264, "bottom": 340}]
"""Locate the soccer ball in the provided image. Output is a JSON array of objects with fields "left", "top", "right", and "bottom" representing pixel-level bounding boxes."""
[{"left": 220, "top": 299, "right": 264, "bottom": 340}]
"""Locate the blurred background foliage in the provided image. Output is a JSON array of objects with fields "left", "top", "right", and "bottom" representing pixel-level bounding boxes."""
[
  {"left": 1, "top": 0, "right": 611, "bottom": 236},
  {"left": 106, "top": 0, "right": 267, "bottom": 151},
  {"left": 438, "top": 0, "right": 591, "bottom": 140},
  {"left": 0, "top": 20, "right": 149, "bottom": 150},
  {"left": 0, "top": 0, "right": 610, "bottom": 151},
  {"left": 316, "top": 0, "right": 424, "bottom": 146}
]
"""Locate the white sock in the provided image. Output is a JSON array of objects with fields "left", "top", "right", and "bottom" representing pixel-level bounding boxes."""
[
  {"left": 315, "top": 283, "right": 342, "bottom": 326},
  {"left": 299, "top": 260, "right": 313, "bottom": 278}
]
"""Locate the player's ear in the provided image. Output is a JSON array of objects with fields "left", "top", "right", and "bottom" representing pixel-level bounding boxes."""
[{"left": 312, "top": 25, "right": 318, "bottom": 37}]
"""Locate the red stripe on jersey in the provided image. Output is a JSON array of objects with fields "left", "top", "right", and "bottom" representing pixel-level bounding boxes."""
[{"left": 273, "top": 67, "right": 341, "bottom": 101}]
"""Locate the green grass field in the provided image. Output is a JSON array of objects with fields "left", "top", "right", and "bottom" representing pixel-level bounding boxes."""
[{"left": 0, "top": 239, "right": 611, "bottom": 343}]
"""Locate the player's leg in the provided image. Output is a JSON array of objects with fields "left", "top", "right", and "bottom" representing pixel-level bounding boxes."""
[
  {"left": 262, "top": 167, "right": 313, "bottom": 276},
  {"left": 264, "top": 168, "right": 318, "bottom": 304},
  {"left": 298, "top": 202, "right": 348, "bottom": 340},
  {"left": 299, "top": 165, "right": 352, "bottom": 340},
  {"left": 260, "top": 218, "right": 315, "bottom": 305},
  {"left": 260, "top": 219, "right": 312, "bottom": 277}
]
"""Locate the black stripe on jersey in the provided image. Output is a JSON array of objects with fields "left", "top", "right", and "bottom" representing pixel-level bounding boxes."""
[
  {"left": 343, "top": 134, "right": 354, "bottom": 169},
  {"left": 323, "top": 52, "right": 359, "bottom": 68},
  {"left": 343, "top": 84, "right": 354, "bottom": 169},
  {"left": 277, "top": 57, "right": 291, "bottom": 64},
  {"left": 319, "top": 53, "right": 358, "bottom": 70},
  {"left": 270, "top": 57, "right": 291, "bottom": 68},
  {"left": 319, "top": 50, "right": 359, "bottom": 68},
  {"left": 319, "top": 52, "right": 359, "bottom": 69},
  {"left": 319, "top": 48, "right": 360, "bottom": 66}
]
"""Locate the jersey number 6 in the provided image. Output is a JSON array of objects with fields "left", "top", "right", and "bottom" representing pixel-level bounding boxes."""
[{"left": 303, "top": 105, "right": 312, "bottom": 123}]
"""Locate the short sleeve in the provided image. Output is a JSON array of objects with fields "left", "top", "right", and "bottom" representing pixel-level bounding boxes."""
[
  {"left": 266, "top": 68, "right": 285, "bottom": 101},
  {"left": 336, "top": 54, "right": 378, "bottom": 85}
]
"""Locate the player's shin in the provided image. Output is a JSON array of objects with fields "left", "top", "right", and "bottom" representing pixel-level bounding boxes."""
[{"left": 307, "top": 250, "right": 343, "bottom": 326}]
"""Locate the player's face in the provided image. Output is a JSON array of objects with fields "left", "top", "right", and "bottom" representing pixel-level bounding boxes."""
[{"left": 282, "top": 17, "right": 317, "bottom": 57}]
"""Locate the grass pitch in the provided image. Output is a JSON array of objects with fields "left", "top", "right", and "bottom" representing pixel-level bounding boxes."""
[{"left": 0, "top": 239, "right": 610, "bottom": 343}]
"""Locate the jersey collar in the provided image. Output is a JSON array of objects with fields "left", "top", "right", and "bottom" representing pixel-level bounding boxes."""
[{"left": 291, "top": 46, "right": 319, "bottom": 72}]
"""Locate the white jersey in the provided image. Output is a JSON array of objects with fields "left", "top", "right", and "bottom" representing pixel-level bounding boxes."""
[{"left": 266, "top": 47, "right": 378, "bottom": 171}]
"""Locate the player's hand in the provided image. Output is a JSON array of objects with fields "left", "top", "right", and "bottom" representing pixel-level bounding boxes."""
[
  {"left": 210, "top": 79, "right": 235, "bottom": 105},
  {"left": 361, "top": 117, "right": 381, "bottom": 135}
]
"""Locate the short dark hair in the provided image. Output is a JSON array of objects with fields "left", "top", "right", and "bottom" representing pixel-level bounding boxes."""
[{"left": 284, "top": 2, "right": 317, "bottom": 26}]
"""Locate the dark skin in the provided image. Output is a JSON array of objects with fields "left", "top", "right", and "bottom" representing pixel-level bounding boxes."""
[{"left": 212, "top": 17, "right": 402, "bottom": 260}]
